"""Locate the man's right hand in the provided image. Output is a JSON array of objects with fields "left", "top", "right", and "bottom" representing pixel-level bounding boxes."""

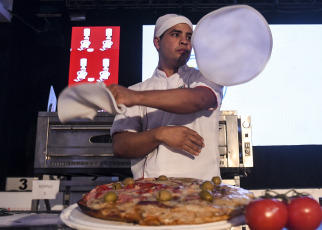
[{"left": 107, "top": 84, "right": 139, "bottom": 107}]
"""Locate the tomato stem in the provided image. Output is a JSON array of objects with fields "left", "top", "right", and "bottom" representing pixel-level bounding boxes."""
[{"left": 261, "top": 189, "right": 310, "bottom": 203}]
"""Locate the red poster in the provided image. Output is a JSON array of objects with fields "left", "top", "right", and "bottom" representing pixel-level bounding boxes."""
[{"left": 68, "top": 27, "right": 120, "bottom": 86}]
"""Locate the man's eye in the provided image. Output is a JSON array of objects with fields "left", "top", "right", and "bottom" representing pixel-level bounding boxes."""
[
  {"left": 172, "top": 33, "right": 179, "bottom": 37},
  {"left": 187, "top": 36, "right": 192, "bottom": 40}
]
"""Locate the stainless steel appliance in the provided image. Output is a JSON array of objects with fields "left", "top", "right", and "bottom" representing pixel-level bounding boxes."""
[
  {"left": 218, "top": 110, "right": 253, "bottom": 182},
  {"left": 34, "top": 111, "right": 253, "bottom": 178},
  {"left": 34, "top": 112, "right": 131, "bottom": 177}
]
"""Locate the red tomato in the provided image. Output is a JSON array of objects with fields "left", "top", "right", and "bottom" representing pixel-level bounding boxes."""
[
  {"left": 286, "top": 196, "right": 322, "bottom": 230},
  {"left": 245, "top": 198, "right": 288, "bottom": 230}
]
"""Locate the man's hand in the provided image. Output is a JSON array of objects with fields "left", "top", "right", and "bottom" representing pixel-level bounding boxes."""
[
  {"left": 157, "top": 126, "right": 205, "bottom": 156},
  {"left": 107, "top": 84, "right": 139, "bottom": 107}
]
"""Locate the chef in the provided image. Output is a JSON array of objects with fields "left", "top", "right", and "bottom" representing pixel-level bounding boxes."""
[{"left": 109, "top": 14, "right": 223, "bottom": 180}]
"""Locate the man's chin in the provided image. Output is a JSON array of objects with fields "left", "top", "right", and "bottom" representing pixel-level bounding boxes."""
[{"left": 177, "top": 55, "right": 190, "bottom": 67}]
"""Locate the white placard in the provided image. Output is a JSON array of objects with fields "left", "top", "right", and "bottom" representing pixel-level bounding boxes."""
[
  {"left": 32, "top": 180, "right": 60, "bottom": 199},
  {"left": 5, "top": 177, "right": 37, "bottom": 191}
]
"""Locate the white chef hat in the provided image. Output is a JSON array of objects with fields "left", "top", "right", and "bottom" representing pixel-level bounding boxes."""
[{"left": 154, "top": 14, "right": 193, "bottom": 38}]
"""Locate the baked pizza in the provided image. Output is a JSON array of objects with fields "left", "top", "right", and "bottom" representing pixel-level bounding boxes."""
[{"left": 77, "top": 176, "right": 254, "bottom": 226}]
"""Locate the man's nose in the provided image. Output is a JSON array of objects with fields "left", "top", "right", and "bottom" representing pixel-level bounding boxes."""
[
  {"left": 180, "top": 35, "right": 189, "bottom": 45},
  {"left": 180, "top": 36, "right": 189, "bottom": 45}
]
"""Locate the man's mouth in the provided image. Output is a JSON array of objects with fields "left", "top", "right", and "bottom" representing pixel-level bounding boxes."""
[{"left": 177, "top": 49, "right": 188, "bottom": 54}]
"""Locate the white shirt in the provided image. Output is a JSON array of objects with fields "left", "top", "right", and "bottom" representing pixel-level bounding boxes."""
[{"left": 111, "top": 65, "right": 223, "bottom": 180}]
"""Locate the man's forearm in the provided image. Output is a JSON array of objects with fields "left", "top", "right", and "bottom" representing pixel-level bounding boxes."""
[
  {"left": 136, "top": 87, "right": 216, "bottom": 113},
  {"left": 112, "top": 126, "right": 204, "bottom": 158},
  {"left": 108, "top": 84, "right": 217, "bottom": 114},
  {"left": 112, "top": 129, "right": 162, "bottom": 159}
]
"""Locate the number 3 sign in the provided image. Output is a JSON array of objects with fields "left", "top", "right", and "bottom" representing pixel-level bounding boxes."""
[{"left": 5, "top": 177, "right": 36, "bottom": 191}]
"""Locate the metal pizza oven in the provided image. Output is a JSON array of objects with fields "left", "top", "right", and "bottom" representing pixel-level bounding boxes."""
[
  {"left": 34, "top": 112, "right": 131, "bottom": 177},
  {"left": 34, "top": 111, "right": 253, "bottom": 179},
  {"left": 218, "top": 110, "right": 253, "bottom": 179}
]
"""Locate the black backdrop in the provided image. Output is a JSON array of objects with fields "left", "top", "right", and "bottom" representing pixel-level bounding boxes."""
[{"left": 1, "top": 0, "right": 322, "bottom": 190}]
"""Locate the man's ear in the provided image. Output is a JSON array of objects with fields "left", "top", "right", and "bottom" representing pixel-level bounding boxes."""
[{"left": 153, "top": 37, "right": 160, "bottom": 50}]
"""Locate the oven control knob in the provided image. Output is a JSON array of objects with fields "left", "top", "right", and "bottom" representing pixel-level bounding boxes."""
[{"left": 242, "top": 121, "right": 250, "bottom": 128}]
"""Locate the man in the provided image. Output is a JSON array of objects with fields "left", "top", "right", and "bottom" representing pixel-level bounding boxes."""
[{"left": 108, "top": 14, "right": 223, "bottom": 180}]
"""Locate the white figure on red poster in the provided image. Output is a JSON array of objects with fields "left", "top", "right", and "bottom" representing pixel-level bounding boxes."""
[
  {"left": 100, "top": 28, "right": 113, "bottom": 51},
  {"left": 97, "top": 58, "right": 110, "bottom": 82},
  {"left": 78, "top": 28, "right": 92, "bottom": 51},
  {"left": 74, "top": 58, "right": 88, "bottom": 82}
]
